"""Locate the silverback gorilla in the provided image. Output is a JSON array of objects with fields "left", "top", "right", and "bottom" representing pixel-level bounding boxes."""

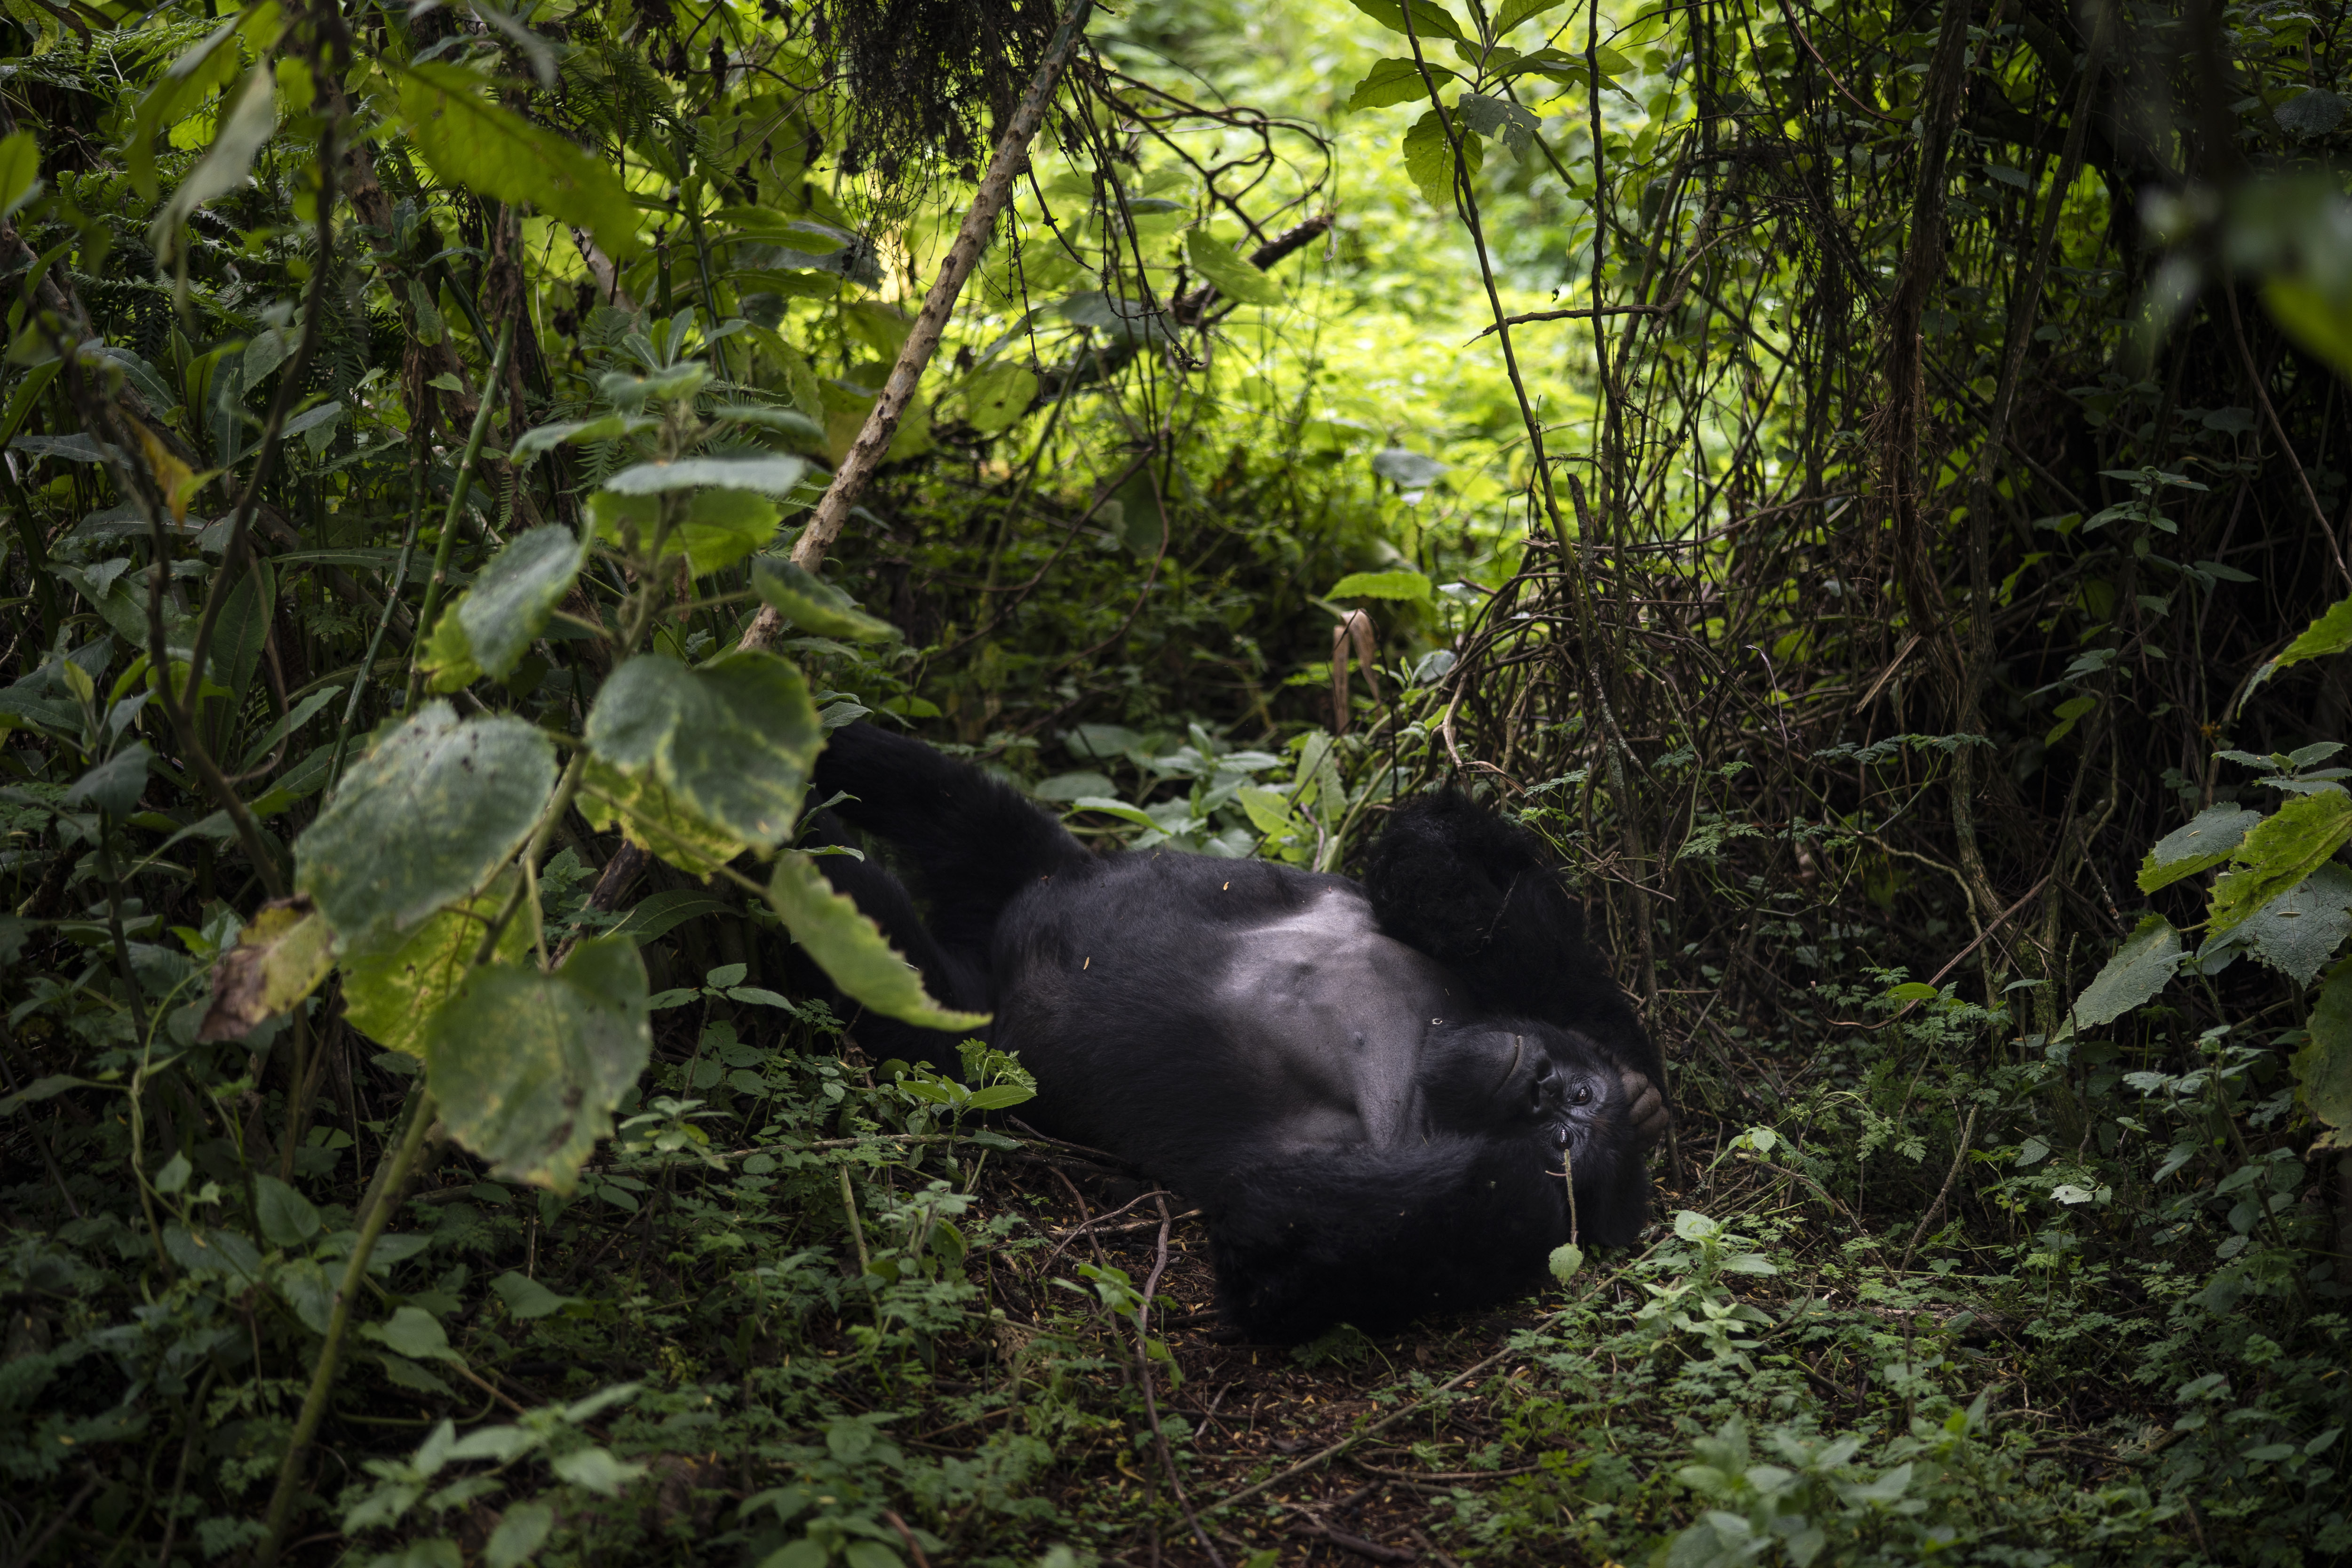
[{"left": 804, "top": 725, "right": 1668, "bottom": 1342}]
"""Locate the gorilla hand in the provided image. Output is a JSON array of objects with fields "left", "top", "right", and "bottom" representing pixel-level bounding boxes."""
[{"left": 1621, "top": 1068, "right": 1669, "bottom": 1147}]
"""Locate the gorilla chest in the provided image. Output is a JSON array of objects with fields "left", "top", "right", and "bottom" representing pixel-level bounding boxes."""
[{"left": 1208, "top": 889, "right": 1458, "bottom": 1145}]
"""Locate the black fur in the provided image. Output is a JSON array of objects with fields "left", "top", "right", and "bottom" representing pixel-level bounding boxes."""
[{"left": 806, "top": 726, "right": 1659, "bottom": 1341}]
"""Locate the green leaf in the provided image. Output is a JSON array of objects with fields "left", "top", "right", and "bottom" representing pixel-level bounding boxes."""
[
  {"left": 599, "top": 454, "right": 810, "bottom": 495},
  {"left": 484, "top": 1502, "right": 554, "bottom": 1568},
  {"left": 1236, "top": 784, "right": 1302, "bottom": 837},
  {"left": 1066, "top": 795, "right": 1163, "bottom": 830},
  {"left": 584, "top": 651, "right": 822, "bottom": 864},
  {"left": 395, "top": 63, "right": 637, "bottom": 257},
  {"left": 341, "top": 874, "right": 534, "bottom": 1057},
  {"left": 1493, "top": 0, "right": 1568, "bottom": 32},
  {"left": 64, "top": 742, "right": 151, "bottom": 816},
  {"left": 588, "top": 486, "right": 784, "bottom": 578},
  {"left": 963, "top": 1082, "right": 1037, "bottom": 1111},
  {"left": 2065, "top": 914, "right": 2184, "bottom": 1031},
  {"left": 2138, "top": 804, "right": 2263, "bottom": 892},
  {"left": 750, "top": 558, "right": 901, "bottom": 641},
  {"left": 459, "top": 525, "right": 585, "bottom": 680},
  {"left": 295, "top": 704, "right": 556, "bottom": 948},
  {"left": 151, "top": 66, "right": 278, "bottom": 267},
  {"left": 125, "top": 5, "right": 273, "bottom": 201},
  {"left": 2232, "top": 862, "right": 2352, "bottom": 986},
  {"left": 549, "top": 1446, "right": 646, "bottom": 1497},
  {"left": 1327, "top": 569, "right": 1432, "bottom": 601},
  {"left": 765, "top": 852, "right": 989, "bottom": 1031},
  {"left": 580, "top": 759, "right": 747, "bottom": 877},
  {"left": 2263, "top": 275, "right": 2352, "bottom": 384},
  {"left": 195, "top": 896, "right": 336, "bottom": 1043},
  {"left": 2274, "top": 595, "right": 2352, "bottom": 670},
  {"left": 2301, "top": 959, "right": 2352, "bottom": 1137},
  {"left": 2208, "top": 788, "right": 2352, "bottom": 937},
  {"left": 490, "top": 1270, "right": 581, "bottom": 1319},
  {"left": 1548, "top": 1241, "right": 1584, "bottom": 1282},
  {"left": 1344, "top": 56, "right": 1453, "bottom": 111},
  {"left": 1346, "top": 0, "right": 1466, "bottom": 42},
  {"left": 1183, "top": 229, "right": 1284, "bottom": 306},
  {"left": 0, "top": 131, "right": 41, "bottom": 221},
  {"left": 420, "top": 936, "right": 652, "bottom": 1193},
  {"left": 511, "top": 413, "right": 659, "bottom": 463},
  {"left": 254, "top": 1173, "right": 321, "bottom": 1248},
  {"left": 962, "top": 362, "right": 1040, "bottom": 434},
  {"left": 363, "top": 1305, "right": 464, "bottom": 1362},
  {"left": 1403, "top": 109, "right": 1481, "bottom": 209},
  {"left": 417, "top": 600, "right": 484, "bottom": 694}
]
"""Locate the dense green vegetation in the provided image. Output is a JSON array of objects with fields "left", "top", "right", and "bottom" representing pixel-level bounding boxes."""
[{"left": 5, "top": 0, "right": 2352, "bottom": 1562}]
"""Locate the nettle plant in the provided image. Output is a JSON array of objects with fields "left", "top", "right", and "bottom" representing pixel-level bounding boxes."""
[
  {"left": 2055, "top": 591, "right": 2352, "bottom": 1237},
  {"left": 162, "top": 339, "right": 979, "bottom": 1542}
]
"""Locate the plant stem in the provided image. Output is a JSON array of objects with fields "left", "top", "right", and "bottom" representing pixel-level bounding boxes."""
[
  {"left": 405, "top": 316, "right": 518, "bottom": 711},
  {"left": 326, "top": 403, "right": 434, "bottom": 792},
  {"left": 255, "top": 1085, "right": 437, "bottom": 1568}
]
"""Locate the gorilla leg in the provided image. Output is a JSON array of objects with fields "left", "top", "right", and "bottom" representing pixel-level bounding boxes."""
[
  {"left": 1361, "top": 793, "right": 1667, "bottom": 1136},
  {"left": 812, "top": 724, "right": 1090, "bottom": 961}
]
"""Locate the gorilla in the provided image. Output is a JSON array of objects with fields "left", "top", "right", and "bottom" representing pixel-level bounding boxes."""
[{"left": 803, "top": 724, "right": 1668, "bottom": 1342}]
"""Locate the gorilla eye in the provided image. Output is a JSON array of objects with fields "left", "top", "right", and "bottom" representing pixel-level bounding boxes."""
[{"left": 1571, "top": 1087, "right": 1593, "bottom": 1106}]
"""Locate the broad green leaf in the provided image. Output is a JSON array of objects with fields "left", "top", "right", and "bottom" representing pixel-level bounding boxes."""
[
  {"left": 395, "top": 64, "right": 637, "bottom": 257},
  {"left": 64, "top": 742, "right": 151, "bottom": 817},
  {"left": 151, "top": 66, "right": 277, "bottom": 267},
  {"left": 459, "top": 525, "right": 585, "bottom": 679},
  {"left": 254, "top": 1173, "right": 320, "bottom": 1248},
  {"left": 961, "top": 362, "right": 1039, "bottom": 435},
  {"left": 1345, "top": 57, "right": 1452, "bottom": 111},
  {"left": 1549, "top": 1241, "right": 1584, "bottom": 1282},
  {"left": 599, "top": 454, "right": 810, "bottom": 495},
  {"left": 2295, "top": 958, "right": 2352, "bottom": 1145},
  {"left": 766, "top": 852, "right": 989, "bottom": 1030},
  {"left": 2274, "top": 594, "right": 2352, "bottom": 670},
  {"left": 125, "top": 5, "right": 277, "bottom": 201},
  {"left": 490, "top": 1271, "right": 580, "bottom": 1319},
  {"left": 421, "top": 936, "right": 651, "bottom": 1193},
  {"left": 548, "top": 1446, "right": 646, "bottom": 1496},
  {"left": 964, "top": 1082, "right": 1036, "bottom": 1111},
  {"left": 0, "top": 131, "right": 40, "bottom": 221},
  {"left": 2232, "top": 862, "right": 2352, "bottom": 987},
  {"left": 750, "top": 558, "right": 901, "bottom": 641},
  {"left": 1494, "top": 0, "right": 1568, "bottom": 32},
  {"left": 588, "top": 486, "right": 784, "bottom": 577},
  {"left": 510, "top": 413, "right": 658, "bottom": 463},
  {"left": 2208, "top": 788, "right": 2352, "bottom": 937},
  {"left": 1066, "top": 796, "right": 1162, "bottom": 830},
  {"left": 362, "top": 1305, "right": 464, "bottom": 1362},
  {"left": 195, "top": 896, "right": 335, "bottom": 1043},
  {"left": 1346, "top": 0, "right": 1466, "bottom": 42},
  {"left": 1454, "top": 93, "right": 1541, "bottom": 158},
  {"left": 584, "top": 651, "right": 822, "bottom": 860},
  {"left": 296, "top": 705, "right": 556, "bottom": 947},
  {"left": 1403, "top": 108, "right": 1481, "bottom": 209},
  {"left": 1237, "top": 784, "right": 1302, "bottom": 837},
  {"left": 707, "top": 403, "right": 829, "bottom": 443},
  {"left": 1183, "top": 229, "right": 1284, "bottom": 306},
  {"left": 1327, "top": 569, "right": 1432, "bottom": 601},
  {"left": 2138, "top": 804, "right": 2263, "bottom": 892},
  {"left": 2264, "top": 275, "right": 2352, "bottom": 385},
  {"left": 485, "top": 1502, "right": 554, "bottom": 1568},
  {"left": 580, "top": 759, "right": 746, "bottom": 876},
  {"left": 341, "top": 874, "right": 534, "bottom": 1057},
  {"left": 2065, "top": 914, "right": 2183, "bottom": 1031}
]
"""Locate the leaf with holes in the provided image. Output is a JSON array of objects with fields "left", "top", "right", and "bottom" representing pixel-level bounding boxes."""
[
  {"left": 296, "top": 705, "right": 554, "bottom": 947},
  {"left": 584, "top": 652, "right": 821, "bottom": 864},
  {"left": 2209, "top": 788, "right": 2352, "bottom": 938},
  {"left": 421, "top": 936, "right": 651, "bottom": 1193},
  {"left": 197, "top": 896, "right": 336, "bottom": 1043}
]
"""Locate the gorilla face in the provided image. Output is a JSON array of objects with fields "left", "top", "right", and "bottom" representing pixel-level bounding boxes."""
[{"left": 1416, "top": 1021, "right": 1645, "bottom": 1244}]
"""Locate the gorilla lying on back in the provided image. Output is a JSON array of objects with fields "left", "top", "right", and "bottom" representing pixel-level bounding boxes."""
[{"left": 807, "top": 725, "right": 1668, "bottom": 1342}]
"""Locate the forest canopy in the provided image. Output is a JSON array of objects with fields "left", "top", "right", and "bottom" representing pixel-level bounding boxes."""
[{"left": 2, "top": 0, "right": 2351, "bottom": 1563}]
